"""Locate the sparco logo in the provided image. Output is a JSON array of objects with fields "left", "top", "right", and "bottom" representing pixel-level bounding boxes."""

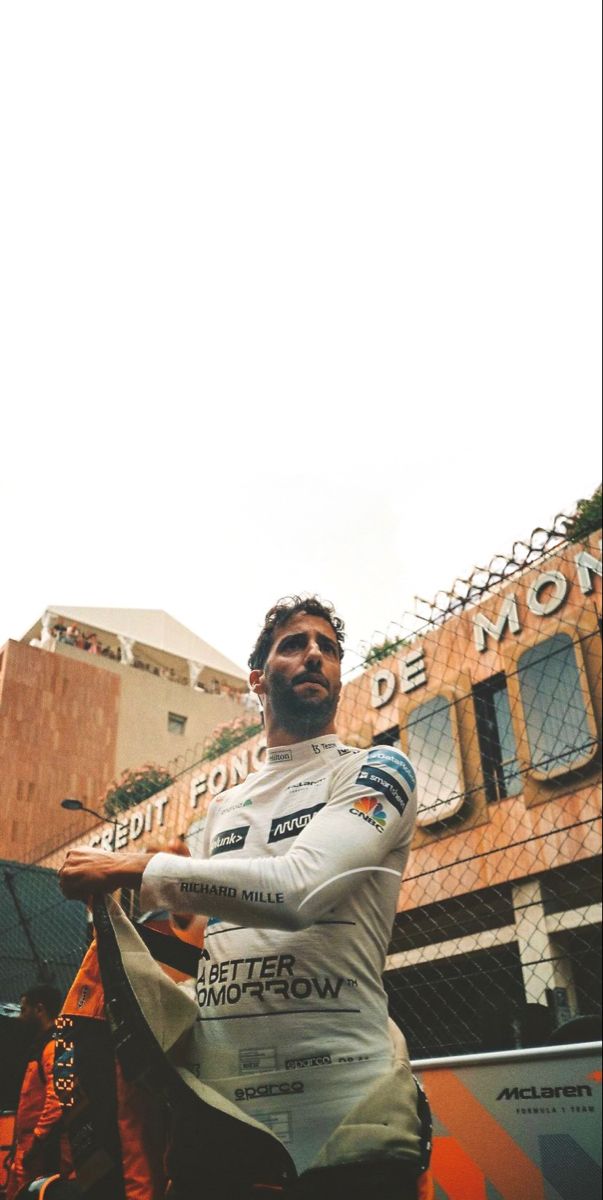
[
  {"left": 284, "top": 1054, "right": 332, "bottom": 1070},
  {"left": 235, "top": 1081, "right": 304, "bottom": 1102},
  {"left": 268, "top": 802, "right": 326, "bottom": 843},
  {"left": 210, "top": 825, "right": 250, "bottom": 855},
  {"left": 497, "top": 1083, "right": 593, "bottom": 1101}
]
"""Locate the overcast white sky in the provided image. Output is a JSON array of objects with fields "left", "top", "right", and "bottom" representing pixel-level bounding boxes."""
[{"left": 1, "top": 2, "right": 601, "bottom": 676}]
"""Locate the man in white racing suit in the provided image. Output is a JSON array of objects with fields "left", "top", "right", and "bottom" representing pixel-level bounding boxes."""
[{"left": 60, "top": 596, "right": 426, "bottom": 1199}]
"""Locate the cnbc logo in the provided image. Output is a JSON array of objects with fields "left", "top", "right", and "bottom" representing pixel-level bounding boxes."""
[{"left": 349, "top": 797, "right": 388, "bottom": 832}]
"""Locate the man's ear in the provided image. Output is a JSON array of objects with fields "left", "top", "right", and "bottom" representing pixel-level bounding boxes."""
[{"left": 249, "top": 668, "right": 266, "bottom": 697}]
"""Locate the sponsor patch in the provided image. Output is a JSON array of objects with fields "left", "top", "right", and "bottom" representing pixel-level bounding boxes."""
[
  {"left": 284, "top": 1053, "right": 332, "bottom": 1070},
  {"left": 312, "top": 741, "right": 338, "bottom": 754},
  {"left": 196, "top": 953, "right": 347, "bottom": 1007},
  {"left": 267, "top": 749, "right": 293, "bottom": 763},
  {"left": 181, "top": 882, "right": 236, "bottom": 896},
  {"left": 365, "top": 746, "right": 416, "bottom": 791},
  {"left": 268, "top": 802, "right": 326, "bottom": 843},
  {"left": 210, "top": 825, "right": 250, "bottom": 855},
  {"left": 220, "top": 797, "right": 253, "bottom": 815},
  {"left": 240, "top": 1047, "right": 277, "bottom": 1073},
  {"left": 235, "top": 1081, "right": 304, "bottom": 1102},
  {"left": 355, "top": 764, "right": 409, "bottom": 817},
  {"left": 252, "top": 1111, "right": 291, "bottom": 1143},
  {"left": 349, "top": 797, "right": 388, "bottom": 831}
]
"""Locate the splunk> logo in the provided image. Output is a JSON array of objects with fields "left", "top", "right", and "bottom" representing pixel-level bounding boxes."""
[
  {"left": 210, "top": 825, "right": 250, "bottom": 855},
  {"left": 349, "top": 797, "right": 388, "bottom": 832}
]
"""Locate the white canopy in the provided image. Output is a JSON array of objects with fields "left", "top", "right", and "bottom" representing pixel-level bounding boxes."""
[{"left": 24, "top": 606, "right": 247, "bottom": 684}]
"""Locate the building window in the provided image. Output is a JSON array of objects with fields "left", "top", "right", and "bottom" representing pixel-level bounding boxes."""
[
  {"left": 473, "top": 674, "right": 522, "bottom": 803},
  {"left": 517, "top": 634, "right": 598, "bottom": 778},
  {"left": 168, "top": 712, "right": 187, "bottom": 735},
  {"left": 372, "top": 726, "right": 401, "bottom": 749},
  {"left": 405, "top": 695, "right": 464, "bottom": 826}
]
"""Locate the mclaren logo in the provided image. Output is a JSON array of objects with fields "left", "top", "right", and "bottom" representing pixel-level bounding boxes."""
[{"left": 497, "top": 1083, "right": 593, "bottom": 1100}]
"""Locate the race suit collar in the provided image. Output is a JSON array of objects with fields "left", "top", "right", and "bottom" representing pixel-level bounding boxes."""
[{"left": 265, "top": 736, "right": 347, "bottom": 767}]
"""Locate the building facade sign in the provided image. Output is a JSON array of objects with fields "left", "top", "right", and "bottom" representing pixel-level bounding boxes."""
[
  {"left": 370, "top": 548, "right": 602, "bottom": 707},
  {"left": 83, "top": 739, "right": 268, "bottom": 853}
]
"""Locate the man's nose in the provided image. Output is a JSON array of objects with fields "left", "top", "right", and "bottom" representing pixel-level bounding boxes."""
[{"left": 304, "top": 640, "right": 323, "bottom": 667}]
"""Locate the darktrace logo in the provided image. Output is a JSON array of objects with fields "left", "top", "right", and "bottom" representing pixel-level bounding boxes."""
[
  {"left": 210, "top": 825, "right": 250, "bottom": 855},
  {"left": 234, "top": 1081, "right": 304, "bottom": 1102},
  {"left": 349, "top": 796, "right": 388, "bottom": 832},
  {"left": 268, "top": 802, "right": 326, "bottom": 843}
]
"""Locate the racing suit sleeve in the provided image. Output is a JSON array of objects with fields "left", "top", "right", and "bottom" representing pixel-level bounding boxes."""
[{"left": 140, "top": 747, "right": 417, "bottom": 931}]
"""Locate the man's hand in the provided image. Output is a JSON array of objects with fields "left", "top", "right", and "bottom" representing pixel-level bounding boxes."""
[{"left": 59, "top": 848, "right": 153, "bottom": 899}]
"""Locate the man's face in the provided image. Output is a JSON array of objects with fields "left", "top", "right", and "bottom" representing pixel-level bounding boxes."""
[
  {"left": 254, "top": 612, "right": 342, "bottom": 738},
  {"left": 19, "top": 996, "right": 41, "bottom": 1029}
]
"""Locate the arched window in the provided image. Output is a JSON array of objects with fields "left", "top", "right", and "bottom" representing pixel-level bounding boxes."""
[
  {"left": 406, "top": 696, "right": 464, "bottom": 826},
  {"left": 518, "top": 634, "right": 598, "bottom": 778}
]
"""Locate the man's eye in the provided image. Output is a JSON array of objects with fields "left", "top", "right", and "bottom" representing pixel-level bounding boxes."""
[{"left": 281, "top": 638, "right": 302, "bottom": 652}]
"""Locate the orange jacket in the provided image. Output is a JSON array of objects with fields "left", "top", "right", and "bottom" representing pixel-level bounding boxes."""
[
  {"left": 55, "top": 938, "right": 167, "bottom": 1200},
  {"left": 6, "top": 1029, "right": 68, "bottom": 1200}
]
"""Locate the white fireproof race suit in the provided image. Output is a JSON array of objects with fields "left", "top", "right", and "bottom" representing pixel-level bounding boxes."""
[{"left": 140, "top": 736, "right": 418, "bottom": 1174}]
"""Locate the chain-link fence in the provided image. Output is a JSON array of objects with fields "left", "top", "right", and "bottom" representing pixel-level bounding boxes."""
[
  {"left": 0, "top": 860, "right": 88, "bottom": 1001},
  {"left": 2, "top": 515, "right": 601, "bottom": 1059}
]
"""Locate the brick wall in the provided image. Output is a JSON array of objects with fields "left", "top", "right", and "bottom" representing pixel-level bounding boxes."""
[{"left": 0, "top": 641, "right": 120, "bottom": 860}]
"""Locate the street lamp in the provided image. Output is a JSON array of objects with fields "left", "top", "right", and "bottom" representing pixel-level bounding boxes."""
[{"left": 60, "top": 798, "right": 120, "bottom": 830}]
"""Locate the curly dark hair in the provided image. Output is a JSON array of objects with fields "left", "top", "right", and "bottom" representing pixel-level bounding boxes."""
[
  {"left": 21, "top": 984, "right": 63, "bottom": 1018},
  {"left": 248, "top": 596, "right": 345, "bottom": 671}
]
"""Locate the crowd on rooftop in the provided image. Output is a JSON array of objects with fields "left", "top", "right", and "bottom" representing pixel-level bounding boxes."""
[{"left": 28, "top": 623, "right": 246, "bottom": 700}]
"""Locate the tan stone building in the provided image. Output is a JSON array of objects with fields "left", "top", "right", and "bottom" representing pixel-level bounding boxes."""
[
  {"left": 0, "top": 607, "right": 252, "bottom": 862},
  {"left": 33, "top": 524, "right": 603, "bottom": 1057}
]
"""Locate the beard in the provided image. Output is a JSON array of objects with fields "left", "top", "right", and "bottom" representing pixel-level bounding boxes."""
[{"left": 265, "top": 667, "right": 340, "bottom": 739}]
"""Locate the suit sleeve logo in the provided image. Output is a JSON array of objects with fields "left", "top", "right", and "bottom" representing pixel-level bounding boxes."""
[
  {"left": 268, "top": 802, "right": 326, "bottom": 843},
  {"left": 355, "top": 747, "right": 413, "bottom": 818},
  {"left": 365, "top": 747, "right": 416, "bottom": 791},
  {"left": 349, "top": 797, "right": 388, "bottom": 831},
  {"left": 210, "top": 824, "right": 250, "bottom": 855}
]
